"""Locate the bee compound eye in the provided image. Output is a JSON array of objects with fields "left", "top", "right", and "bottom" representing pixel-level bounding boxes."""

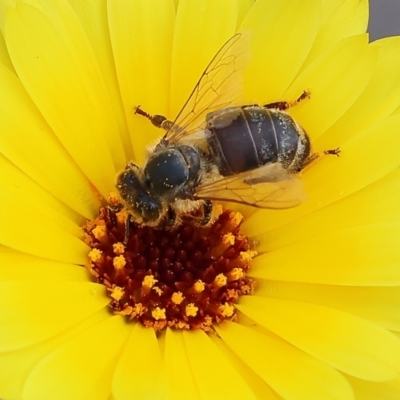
[{"left": 145, "top": 150, "right": 189, "bottom": 194}]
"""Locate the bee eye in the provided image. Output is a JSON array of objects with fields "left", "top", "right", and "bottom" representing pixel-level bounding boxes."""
[{"left": 145, "top": 150, "right": 189, "bottom": 194}]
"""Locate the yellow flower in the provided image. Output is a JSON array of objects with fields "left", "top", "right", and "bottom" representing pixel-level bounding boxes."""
[{"left": 1, "top": 0, "right": 400, "bottom": 399}]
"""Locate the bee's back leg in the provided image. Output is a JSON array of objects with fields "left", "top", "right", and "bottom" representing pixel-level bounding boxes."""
[
  {"left": 303, "top": 148, "right": 341, "bottom": 168},
  {"left": 264, "top": 90, "right": 310, "bottom": 111},
  {"left": 134, "top": 106, "right": 175, "bottom": 132}
]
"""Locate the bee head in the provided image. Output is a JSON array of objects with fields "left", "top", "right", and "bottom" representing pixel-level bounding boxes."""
[{"left": 116, "top": 163, "right": 161, "bottom": 224}]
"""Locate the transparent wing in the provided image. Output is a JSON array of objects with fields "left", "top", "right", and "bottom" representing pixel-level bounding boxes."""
[
  {"left": 164, "top": 31, "right": 251, "bottom": 143},
  {"left": 194, "top": 163, "right": 307, "bottom": 209}
]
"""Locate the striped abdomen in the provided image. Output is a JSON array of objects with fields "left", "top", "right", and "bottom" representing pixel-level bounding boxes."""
[{"left": 206, "top": 106, "right": 310, "bottom": 176}]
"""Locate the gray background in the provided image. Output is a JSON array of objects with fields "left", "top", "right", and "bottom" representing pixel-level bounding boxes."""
[{"left": 369, "top": 0, "right": 400, "bottom": 40}]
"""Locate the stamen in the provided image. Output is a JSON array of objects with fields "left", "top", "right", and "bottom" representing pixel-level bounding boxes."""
[
  {"left": 113, "top": 255, "right": 126, "bottom": 270},
  {"left": 113, "top": 242, "right": 125, "bottom": 255},
  {"left": 185, "top": 303, "right": 198, "bottom": 317}
]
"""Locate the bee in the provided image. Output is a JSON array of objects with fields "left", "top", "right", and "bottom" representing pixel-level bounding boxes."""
[{"left": 116, "top": 32, "right": 338, "bottom": 229}]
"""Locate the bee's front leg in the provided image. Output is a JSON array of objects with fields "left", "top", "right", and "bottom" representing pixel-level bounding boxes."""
[
  {"left": 198, "top": 200, "right": 213, "bottom": 226},
  {"left": 123, "top": 215, "right": 132, "bottom": 246}
]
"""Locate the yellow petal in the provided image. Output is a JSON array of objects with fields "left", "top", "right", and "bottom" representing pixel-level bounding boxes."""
[
  {"left": 317, "top": 37, "right": 400, "bottom": 149},
  {"left": 0, "top": 0, "right": 15, "bottom": 33},
  {"left": 256, "top": 281, "right": 400, "bottom": 332},
  {"left": 251, "top": 223, "right": 400, "bottom": 285},
  {"left": 241, "top": 0, "right": 320, "bottom": 102},
  {"left": 22, "top": 315, "right": 131, "bottom": 400},
  {"left": 0, "top": 189, "right": 88, "bottom": 264},
  {"left": 182, "top": 329, "right": 257, "bottom": 399},
  {"left": 0, "top": 154, "right": 84, "bottom": 236},
  {"left": 112, "top": 324, "right": 165, "bottom": 400},
  {"left": 18, "top": 0, "right": 128, "bottom": 172},
  {"left": 164, "top": 328, "right": 201, "bottom": 400},
  {"left": 108, "top": 0, "right": 175, "bottom": 164},
  {"left": 0, "top": 281, "right": 108, "bottom": 351},
  {"left": 304, "top": 0, "right": 368, "bottom": 65},
  {"left": 67, "top": 0, "right": 133, "bottom": 160},
  {"left": 171, "top": 0, "right": 238, "bottom": 116},
  {"left": 347, "top": 375, "right": 400, "bottom": 400},
  {"left": 0, "top": 63, "right": 100, "bottom": 218},
  {"left": 210, "top": 334, "right": 281, "bottom": 399},
  {"left": 5, "top": 3, "right": 122, "bottom": 197},
  {"left": 237, "top": 0, "right": 254, "bottom": 29},
  {"left": 216, "top": 321, "right": 354, "bottom": 400},
  {"left": 0, "top": 307, "right": 110, "bottom": 400},
  {"left": 286, "top": 34, "right": 377, "bottom": 140},
  {"left": 0, "top": 28, "right": 13, "bottom": 71},
  {"left": 250, "top": 166, "right": 400, "bottom": 252},
  {"left": 0, "top": 246, "right": 88, "bottom": 282},
  {"left": 237, "top": 296, "right": 400, "bottom": 381}
]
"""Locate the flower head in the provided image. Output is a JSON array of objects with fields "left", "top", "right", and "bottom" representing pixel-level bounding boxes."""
[{"left": 1, "top": 1, "right": 400, "bottom": 399}]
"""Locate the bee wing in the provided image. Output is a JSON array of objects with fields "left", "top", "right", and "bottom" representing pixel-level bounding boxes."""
[
  {"left": 194, "top": 163, "right": 307, "bottom": 209},
  {"left": 163, "top": 31, "right": 251, "bottom": 142}
]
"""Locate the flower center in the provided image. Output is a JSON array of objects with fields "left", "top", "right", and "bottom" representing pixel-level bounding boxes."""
[{"left": 84, "top": 200, "right": 256, "bottom": 332}]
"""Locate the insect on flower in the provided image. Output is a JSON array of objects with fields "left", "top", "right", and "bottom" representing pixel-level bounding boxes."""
[{"left": 116, "top": 32, "right": 339, "bottom": 229}]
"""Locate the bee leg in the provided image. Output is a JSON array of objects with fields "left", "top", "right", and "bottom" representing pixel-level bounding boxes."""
[
  {"left": 123, "top": 215, "right": 132, "bottom": 246},
  {"left": 303, "top": 147, "right": 341, "bottom": 168},
  {"left": 106, "top": 206, "right": 118, "bottom": 228},
  {"left": 198, "top": 200, "right": 213, "bottom": 226},
  {"left": 134, "top": 106, "right": 175, "bottom": 132},
  {"left": 264, "top": 90, "right": 311, "bottom": 111},
  {"left": 324, "top": 147, "right": 341, "bottom": 156},
  {"left": 106, "top": 203, "right": 124, "bottom": 229}
]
